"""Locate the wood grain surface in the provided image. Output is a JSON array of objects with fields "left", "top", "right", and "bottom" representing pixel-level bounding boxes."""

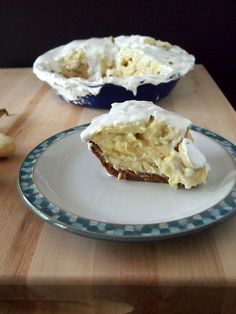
[{"left": 0, "top": 65, "right": 236, "bottom": 314}]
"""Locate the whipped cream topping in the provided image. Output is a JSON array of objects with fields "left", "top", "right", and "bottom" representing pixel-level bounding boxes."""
[
  {"left": 180, "top": 138, "right": 209, "bottom": 169},
  {"left": 33, "top": 35, "right": 195, "bottom": 100},
  {"left": 81, "top": 100, "right": 191, "bottom": 141}
]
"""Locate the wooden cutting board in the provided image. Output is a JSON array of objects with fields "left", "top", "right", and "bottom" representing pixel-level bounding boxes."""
[{"left": 0, "top": 65, "right": 236, "bottom": 314}]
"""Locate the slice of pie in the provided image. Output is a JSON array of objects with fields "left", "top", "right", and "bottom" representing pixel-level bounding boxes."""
[{"left": 81, "top": 100, "right": 209, "bottom": 189}]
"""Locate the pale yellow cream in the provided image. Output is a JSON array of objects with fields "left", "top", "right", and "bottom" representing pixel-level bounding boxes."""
[
  {"left": 113, "top": 48, "right": 162, "bottom": 77},
  {"left": 91, "top": 118, "right": 208, "bottom": 189},
  {"left": 59, "top": 47, "right": 162, "bottom": 79},
  {"left": 59, "top": 48, "right": 89, "bottom": 79}
]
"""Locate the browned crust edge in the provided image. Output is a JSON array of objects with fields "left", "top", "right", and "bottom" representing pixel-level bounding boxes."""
[{"left": 90, "top": 142, "right": 168, "bottom": 183}]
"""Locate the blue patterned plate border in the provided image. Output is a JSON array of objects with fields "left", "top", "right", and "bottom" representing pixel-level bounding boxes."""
[{"left": 17, "top": 125, "right": 236, "bottom": 241}]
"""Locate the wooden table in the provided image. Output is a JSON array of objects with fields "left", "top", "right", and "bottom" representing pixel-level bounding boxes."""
[{"left": 0, "top": 65, "right": 236, "bottom": 314}]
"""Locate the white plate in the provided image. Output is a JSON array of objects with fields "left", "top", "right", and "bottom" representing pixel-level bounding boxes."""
[{"left": 17, "top": 125, "right": 236, "bottom": 241}]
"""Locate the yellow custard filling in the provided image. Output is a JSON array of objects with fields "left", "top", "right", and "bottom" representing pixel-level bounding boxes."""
[
  {"left": 113, "top": 48, "right": 162, "bottom": 77},
  {"left": 59, "top": 49, "right": 89, "bottom": 79},
  {"left": 91, "top": 118, "right": 208, "bottom": 189},
  {"left": 59, "top": 47, "right": 162, "bottom": 79}
]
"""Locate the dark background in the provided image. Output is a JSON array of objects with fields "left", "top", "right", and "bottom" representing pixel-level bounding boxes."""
[{"left": 1, "top": 0, "right": 235, "bottom": 108}]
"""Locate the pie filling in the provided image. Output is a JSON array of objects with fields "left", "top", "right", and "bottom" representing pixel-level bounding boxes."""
[{"left": 90, "top": 117, "right": 209, "bottom": 189}]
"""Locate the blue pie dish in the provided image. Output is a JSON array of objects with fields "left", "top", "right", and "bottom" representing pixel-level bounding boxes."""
[
  {"left": 33, "top": 36, "right": 195, "bottom": 109},
  {"left": 59, "top": 80, "right": 178, "bottom": 109}
]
